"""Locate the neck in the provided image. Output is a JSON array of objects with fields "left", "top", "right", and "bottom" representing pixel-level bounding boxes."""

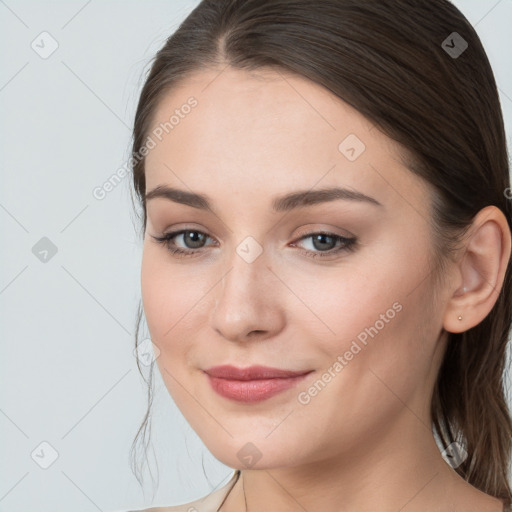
[{"left": 220, "top": 414, "right": 502, "bottom": 512}]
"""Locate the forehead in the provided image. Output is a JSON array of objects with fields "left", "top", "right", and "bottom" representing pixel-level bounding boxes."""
[
  {"left": 143, "top": 67, "right": 430, "bottom": 217},
  {"left": 146, "top": 66, "right": 376, "bottom": 161}
]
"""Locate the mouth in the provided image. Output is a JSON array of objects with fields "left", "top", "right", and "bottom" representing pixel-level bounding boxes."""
[{"left": 202, "top": 365, "right": 314, "bottom": 403}]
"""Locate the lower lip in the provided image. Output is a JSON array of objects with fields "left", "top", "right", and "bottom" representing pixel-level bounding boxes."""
[{"left": 205, "top": 372, "right": 312, "bottom": 403}]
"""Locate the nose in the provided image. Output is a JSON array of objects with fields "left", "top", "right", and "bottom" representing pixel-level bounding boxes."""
[{"left": 210, "top": 248, "right": 286, "bottom": 343}]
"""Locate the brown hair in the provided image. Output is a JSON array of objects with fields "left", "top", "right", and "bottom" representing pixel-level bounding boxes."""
[{"left": 129, "top": 0, "right": 512, "bottom": 499}]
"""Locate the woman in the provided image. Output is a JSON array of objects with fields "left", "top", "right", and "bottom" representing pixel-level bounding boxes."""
[{"left": 127, "top": 0, "right": 512, "bottom": 510}]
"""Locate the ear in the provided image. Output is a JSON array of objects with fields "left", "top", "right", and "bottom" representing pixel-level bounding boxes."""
[{"left": 443, "top": 205, "right": 511, "bottom": 334}]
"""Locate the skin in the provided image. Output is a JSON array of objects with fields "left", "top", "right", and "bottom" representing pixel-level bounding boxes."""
[{"left": 140, "top": 67, "right": 511, "bottom": 512}]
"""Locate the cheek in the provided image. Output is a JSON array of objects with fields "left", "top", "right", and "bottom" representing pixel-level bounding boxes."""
[
  {"left": 141, "top": 247, "right": 188, "bottom": 349},
  {"left": 296, "top": 236, "right": 435, "bottom": 385},
  {"left": 286, "top": 252, "right": 421, "bottom": 350},
  {"left": 140, "top": 250, "right": 199, "bottom": 408},
  {"left": 290, "top": 274, "right": 435, "bottom": 454},
  {"left": 141, "top": 248, "right": 166, "bottom": 338},
  {"left": 140, "top": 245, "right": 213, "bottom": 370}
]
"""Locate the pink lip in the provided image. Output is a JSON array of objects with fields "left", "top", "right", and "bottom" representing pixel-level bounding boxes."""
[{"left": 203, "top": 365, "right": 313, "bottom": 403}]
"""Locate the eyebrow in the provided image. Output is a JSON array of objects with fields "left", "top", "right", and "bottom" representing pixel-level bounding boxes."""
[{"left": 145, "top": 185, "right": 383, "bottom": 212}]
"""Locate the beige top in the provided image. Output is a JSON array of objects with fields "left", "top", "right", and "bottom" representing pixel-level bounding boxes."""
[
  {"left": 127, "top": 470, "right": 512, "bottom": 512},
  {"left": 128, "top": 470, "right": 240, "bottom": 512}
]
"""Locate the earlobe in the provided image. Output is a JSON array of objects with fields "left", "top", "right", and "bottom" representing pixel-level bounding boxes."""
[
  {"left": 443, "top": 206, "right": 511, "bottom": 334},
  {"left": 455, "top": 287, "right": 467, "bottom": 322}
]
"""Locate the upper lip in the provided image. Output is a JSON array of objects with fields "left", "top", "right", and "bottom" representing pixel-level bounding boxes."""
[{"left": 203, "top": 365, "right": 313, "bottom": 380}]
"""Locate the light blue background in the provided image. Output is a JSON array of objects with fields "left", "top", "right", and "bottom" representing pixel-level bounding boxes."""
[{"left": 1, "top": 1, "right": 511, "bottom": 511}]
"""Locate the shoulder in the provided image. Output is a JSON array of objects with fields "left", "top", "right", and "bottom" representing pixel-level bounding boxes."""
[{"left": 125, "top": 470, "right": 240, "bottom": 512}]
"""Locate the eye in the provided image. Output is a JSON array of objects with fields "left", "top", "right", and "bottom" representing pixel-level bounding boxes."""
[
  {"left": 151, "top": 229, "right": 215, "bottom": 258},
  {"left": 290, "top": 231, "right": 357, "bottom": 259},
  {"left": 150, "top": 229, "right": 357, "bottom": 260}
]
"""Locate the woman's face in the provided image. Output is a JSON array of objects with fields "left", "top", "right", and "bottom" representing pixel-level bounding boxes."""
[{"left": 141, "top": 67, "right": 452, "bottom": 470}]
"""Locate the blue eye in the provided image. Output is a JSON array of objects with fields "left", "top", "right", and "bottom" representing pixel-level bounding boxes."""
[{"left": 151, "top": 229, "right": 357, "bottom": 260}]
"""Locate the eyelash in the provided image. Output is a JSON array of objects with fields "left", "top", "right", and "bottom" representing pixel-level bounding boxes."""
[{"left": 151, "top": 229, "right": 357, "bottom": 260}]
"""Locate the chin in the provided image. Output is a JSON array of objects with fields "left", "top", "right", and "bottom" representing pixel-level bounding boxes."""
[{"left": 205, "top": 435, "right": 309, "bottom": 472}]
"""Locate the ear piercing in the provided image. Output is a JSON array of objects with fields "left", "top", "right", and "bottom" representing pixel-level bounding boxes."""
[{"left": 458, "top": 315, "right": 463, "bottom": 321}]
